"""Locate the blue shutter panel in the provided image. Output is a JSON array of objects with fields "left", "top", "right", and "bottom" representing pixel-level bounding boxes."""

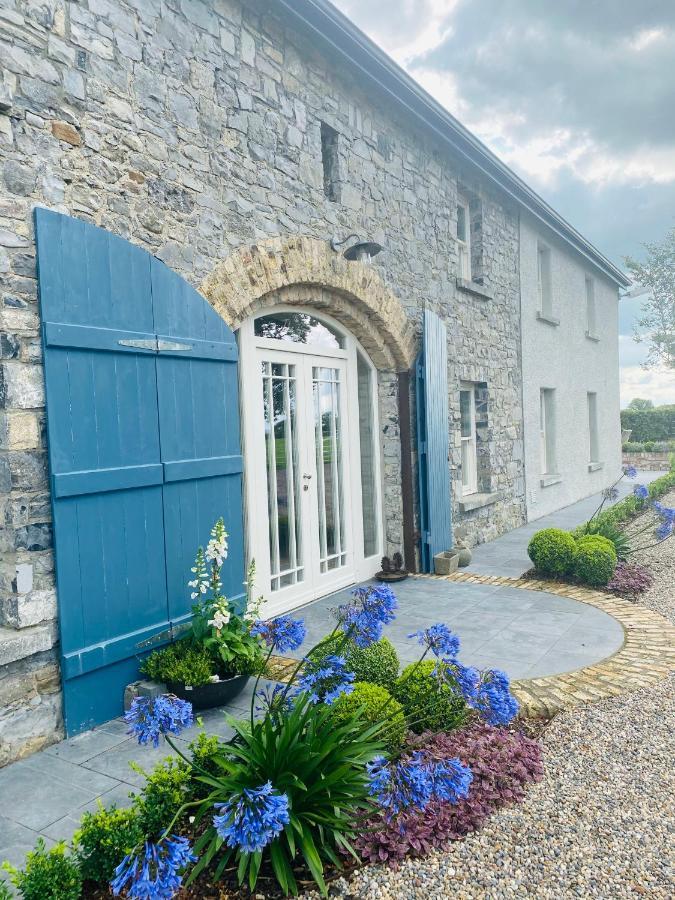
[
  {"left": 35, "top": 210, "right": 244, "bottom": 735},
  {"left": 416, "top": 309, "right": 452, "bottom": 572}
]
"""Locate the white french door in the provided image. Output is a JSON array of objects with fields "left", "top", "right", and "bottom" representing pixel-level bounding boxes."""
[{"left": 239, "top": 310, "right": 383, "bottom": 616}]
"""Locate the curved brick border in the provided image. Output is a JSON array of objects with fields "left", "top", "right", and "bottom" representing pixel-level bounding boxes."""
[
  {"left": 201, "top": 236, "right": 417, "bottom": 371},
  {"left": 425, "top": 572, "right": 675, "bottom": 717}
]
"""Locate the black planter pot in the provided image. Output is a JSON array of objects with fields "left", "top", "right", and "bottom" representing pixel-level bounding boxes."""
[
  {"left": 166, "top": 673, "right": 250, "bottom": 711},
  {"left": 375, "top": 570, "right": 409, "bottom": 583}
]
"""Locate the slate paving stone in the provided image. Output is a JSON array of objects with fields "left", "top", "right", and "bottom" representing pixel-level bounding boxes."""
[
  {"left": 81, "top": 738, "right": 181, "bottom": 787},
  {"left": 0, "top": 764, "right": 97, "bottom": 831},
  {"left": 43, "top": 727, "right": 130, "bottom": 765}
]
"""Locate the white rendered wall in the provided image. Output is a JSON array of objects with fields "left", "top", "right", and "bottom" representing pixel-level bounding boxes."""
[{"left": 520, "top": 214, "right": 623, "bottom": 521}]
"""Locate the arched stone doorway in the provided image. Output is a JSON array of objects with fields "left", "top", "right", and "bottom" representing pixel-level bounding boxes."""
[{"left": 202, "top": 237, "right": 416, "bottom": 612}]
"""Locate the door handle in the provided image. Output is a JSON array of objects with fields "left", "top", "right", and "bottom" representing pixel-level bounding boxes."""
[{"left": 303, "top": 474, "right": 312, "bottom": 479}]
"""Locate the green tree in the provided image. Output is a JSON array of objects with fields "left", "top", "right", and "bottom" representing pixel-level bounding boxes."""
[
  {"left": 625, "top": 227, "right": 675, "bottom": 369},
  {"left": 628, "top": 398, "right": 654, "bottom": 410}
]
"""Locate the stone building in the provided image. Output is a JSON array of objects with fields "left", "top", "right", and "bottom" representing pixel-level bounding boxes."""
[{"left": 0, "top": 0, "right": 628, "bottom": 764}]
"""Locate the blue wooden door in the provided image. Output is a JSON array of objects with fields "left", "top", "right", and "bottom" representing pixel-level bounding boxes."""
[
  {"left": 416, "top": 309, "right": 452, "bottom": 572},
  {"left": 35, "top": 209, "right": 243, "bottom": 735}
]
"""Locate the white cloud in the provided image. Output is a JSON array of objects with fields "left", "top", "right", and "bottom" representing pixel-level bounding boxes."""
[{"left": 620, "top": 364, "right": 675, "bottom": 408}]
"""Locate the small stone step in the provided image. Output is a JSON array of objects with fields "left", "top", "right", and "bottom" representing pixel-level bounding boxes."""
[{"left": 0, "top": 622, "right": 58, "bottom": 667}]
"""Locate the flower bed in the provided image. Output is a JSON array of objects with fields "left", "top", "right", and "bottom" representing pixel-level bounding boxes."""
[
  {"left": 525, "top": 465, "right": 675, "bottom": 596},
  {"left": 2, "top": 555, "right": 544, "bottom": 900}
]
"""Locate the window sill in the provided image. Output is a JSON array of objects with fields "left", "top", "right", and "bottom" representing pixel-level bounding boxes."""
[
  {"left": 456, "top": 278, "right": 493, "bottom": 301},
  {"left": 459, "top": 490, "right": 504, "bottom": 513},
  {"left": 588, "top": 461, "right": 604, "bottom": 472},
  {"left": 540, "top": 474, "right": 562, "bottom": 488},
  {"left": 585, "top": 331, "right": 600, "bottom": 342},
  {"left": 536, "top": 311, "right": 560, "bottom": 327}
]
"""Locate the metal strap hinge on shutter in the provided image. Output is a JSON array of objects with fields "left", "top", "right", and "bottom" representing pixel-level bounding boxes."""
[
  {"left": 118, "top": 337, "right": 193, "bottom": 352},
  {"left": 135, "top": 621, "right": 191, "bottom": 650}
]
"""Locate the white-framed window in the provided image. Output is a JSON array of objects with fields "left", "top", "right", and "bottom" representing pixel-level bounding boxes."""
[
  {"left": 585, "top": 276, "right": 596, "bottom": 336},
  {"left": 587, "top": 391, "right": 599, "bottom": 463},
  {"left": 537, "top": 243, "right": 552, "bottom": 317},
  {"left": 540, "top": 388, "right": 556, "bottom": 475},
  {"left": 457, "top": 197, "right": 471, "bottom": 281},
  {"left": 460, "top": 383, "right": 478, "bottom": 495}
]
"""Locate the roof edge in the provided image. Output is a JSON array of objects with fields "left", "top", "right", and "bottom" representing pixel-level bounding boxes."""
[{"left": 276, "top": 0, "right": 630, "bottom": 288}]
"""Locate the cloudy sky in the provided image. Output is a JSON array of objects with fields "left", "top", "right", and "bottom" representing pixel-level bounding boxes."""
[{"left": 332, "top": 0, "right": 675, "bottom": 406}]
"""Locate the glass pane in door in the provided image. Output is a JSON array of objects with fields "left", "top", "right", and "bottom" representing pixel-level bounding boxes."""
[
  {"left": 312, "top": 366, "right": 347, "bottom": 573},
  {"left": 261, "top": 361, "right": 303, "bottom": 591}
]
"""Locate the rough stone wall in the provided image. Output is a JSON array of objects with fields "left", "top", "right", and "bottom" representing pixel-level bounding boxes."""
[{"left": 0, "top": 0, "right": 526, "bottom": 762}]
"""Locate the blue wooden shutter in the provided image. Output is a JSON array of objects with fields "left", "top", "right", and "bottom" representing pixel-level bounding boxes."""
[
  {"left": 151, "top": 258, "right": 244, "bottom": 628},
  {"left": 416, "top": 309, "right": 452, "bottom": 572},
  {"left": 35, "top": 209, "right": 243, "bottom": 734}
]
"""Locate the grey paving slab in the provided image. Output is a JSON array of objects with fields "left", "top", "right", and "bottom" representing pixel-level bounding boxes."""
[
  {"left": 0, "top": 764, "right": 97, "bottom": 831},
  {"left": 43, "top": 726, "right": 129, "bottom": 764}
]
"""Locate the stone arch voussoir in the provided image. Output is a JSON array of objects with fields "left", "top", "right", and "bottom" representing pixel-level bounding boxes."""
[{"left": 201, "top": 236, "right": 416, "bottom": 371}]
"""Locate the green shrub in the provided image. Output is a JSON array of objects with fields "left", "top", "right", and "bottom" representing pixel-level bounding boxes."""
[
  {"left": 309, "top": 634, "right": 400, "bottom": 690},
  {"left": 0, "top": 881, "right": 12, "bottom": 900},
  {"left": 574, "top": 519, "right": 631, "bottom": 560},
  {"left": 2, "top": 839, "right": 82, "bottom": 900},
  {"left": 527, "top": 528, "right": 577, "bottom": 576},
  {"left": 393, "top": 660, "right": 468, "bottom": 734},
  {"left": 330, "top": 681, "right": 406, "bottom": 752},
  {"left": 132, "top": 756, "right": 192, "bottom": 837},
  {"left": 188, "top": 732, "right": 221, "bottom": 781},
  {"left": 574, "top": 535, "right": 617, "bottom": 586},
  {"left": 74, "top": 804, "right": 143, "bottom": 885},
  {"left": 140, "top": 641, "right": 214, "bottom": 687}
]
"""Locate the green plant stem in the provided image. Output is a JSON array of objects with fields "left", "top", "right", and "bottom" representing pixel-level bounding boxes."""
[{"left": 250, "top": 646, "right": 275, "bottom": 730}]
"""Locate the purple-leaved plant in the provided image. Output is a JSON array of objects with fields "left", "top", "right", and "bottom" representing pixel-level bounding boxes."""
[
  {"left": 355, "top": 723, "right": 543, "bottom": 867},
  {"left": 606, "top": 562, "right": 654, "bottom": 599}
]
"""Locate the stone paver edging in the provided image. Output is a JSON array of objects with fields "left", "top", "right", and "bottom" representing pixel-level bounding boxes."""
[
  {"left": 266, "top": 575, "right": 675, "bottom": 718},
  {"left": 423, "top": 572, "right": 675, "bottom": 717}
]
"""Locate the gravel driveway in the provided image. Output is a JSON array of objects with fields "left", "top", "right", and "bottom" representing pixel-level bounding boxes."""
[{"left": 306, "top": 494, "right": 675, "bottom": 900}]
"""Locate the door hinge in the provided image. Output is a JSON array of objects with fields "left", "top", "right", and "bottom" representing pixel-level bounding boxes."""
[
  {"left": 118, "top": 338, "right": 157, "bottom": 351},
  {"left": 135, "top": 621, "right": 191, "bottom": 651},
  {"left": 156, "top": 339, "right": 192, "bottom": 352},
  {"left": 118, "top": 338, "right": 193, "bottom": 353}
]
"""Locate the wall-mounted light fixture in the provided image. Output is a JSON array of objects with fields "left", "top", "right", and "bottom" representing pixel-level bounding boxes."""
[{"left": 330, "top": 233, "right": 384, "bottom": 263}]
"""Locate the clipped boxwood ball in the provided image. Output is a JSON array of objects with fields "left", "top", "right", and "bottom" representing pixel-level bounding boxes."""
[
  {"left": 574, "top": 534, "right": 617, "bottom": 586},
  {"left": 393, "top": 660, "right": 468, "bottom": 734},
  {"left": 309, "top": 634, "right": 400, "bottom": 690},
  {"left": 331, "top": 681, "right": 406, "bottom": 752},
  {"left": 527, "top": 528, "right": 577, "bottom": 577}
]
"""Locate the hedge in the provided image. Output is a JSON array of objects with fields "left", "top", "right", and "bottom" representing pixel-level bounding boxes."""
[{"left": 620, "top": 408, "right": 675, "bottom": 442}]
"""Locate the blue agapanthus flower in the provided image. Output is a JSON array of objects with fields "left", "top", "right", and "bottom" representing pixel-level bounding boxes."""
[
  {"left": 296, "top": 654, "right": 355, "bottom": 704},
  {"left": 409, "top": 623, "right": 460, "bottom": 661},
  {"left": 429, "top": 757, "right": 473, "bottom": 803},
  {"left": 623, "top": 465, "right": 638, "bottom": 478},
  {"left": 124, "top": 695, "right": 193, "bottom": 747},
  {"left": 450, "top": 661, "right": 481, "bottom": 704},
  {"left": 337, "top": 584, "right": 398, "bottom": 648},
  {"left": 111, "top": 836, "right": 196, "bottom": 899},
  {"left": 250, "top": 615, "right": 306, "bottom": 653},
  {"left": 654, "top": 502, "right": 675, "bottom": 541},
  {"left": 367, "top": 752, "right": 473, "bottom": 819},
  {"left": 475, "top": 669, "right": 519, "bottom": 725},
  {"left": 633, "top": 484, "right": 649, "bottom": 501},
  {"left": 656, "top": 519, "right": 674, "bottom": 541},
  {"left": 366, "top": 752, "right": 433, "bottom": 818},
  {"left": 213, "top": 782, "right": 290, "bottom": 853}
]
